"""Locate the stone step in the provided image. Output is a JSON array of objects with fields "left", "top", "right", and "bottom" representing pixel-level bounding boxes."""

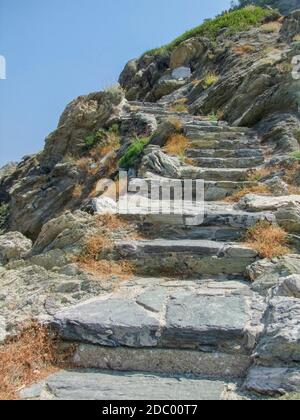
[
  {"left": 188, "top": 137, "right": 260, "bottom": 149},
  {"left": 180, "top": 167, "right": 251, "bottom": 182},
  {"left": 126, "top": 203, "right": 275, "bottom": 241},
  {"left": 53, "top": 278, "right": 264, "bottom": 352},
  {"left": 21, "top": 370, "right": 239, "bottom": 400},
  {"left": 115, "top": 239, "right": 258, "bottom": 277},
  {"left": 185, "top": 126, "right": 250, "bottom": 134},
  {"left": 129, "top": 177, "right": 258, "bottom": 201},
  {"left": 189, "top": 156, "right": 264, "bottom": 169},
  {"left": 186, "top": 148, "right": 263, "bottom": 159}
]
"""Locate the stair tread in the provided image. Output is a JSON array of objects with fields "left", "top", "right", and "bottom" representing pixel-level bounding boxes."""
[
  {"left": 22, "top": 369, "right": 238, "bottom": 400},
  {"left": 53, "top": 278, "right": 261, "bottom": 351}
]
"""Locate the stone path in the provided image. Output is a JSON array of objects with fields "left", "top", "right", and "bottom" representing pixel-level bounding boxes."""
[{"left": 24, "top": 102, "right": 300, "bottom": 400}]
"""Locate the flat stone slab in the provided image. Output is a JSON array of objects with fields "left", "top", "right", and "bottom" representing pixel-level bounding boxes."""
[
  {"left": 22, "top": 369, "right": 236, "bottom": 400},
  {"left": 116, "top": 239, "right": 258, "bottom": 258},
  {"left": 238, "top": 194, "right": 300, "bottom": 212},
  {"left": 254, "top": 297, "right": 300, "bottom": 364},
  {"left": 53, "top": 280, "right": 264, "bottom": 353},
  {"left": 244, "top": 366, "right": 300, "bottom": 396},
  {"left": 162, "top": 294, "right": 249, "bottom": 351},
  {"left": 53, "top": 298, "right": 161, "bottom": 347}
]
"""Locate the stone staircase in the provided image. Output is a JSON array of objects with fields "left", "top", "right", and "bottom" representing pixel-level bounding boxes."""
[{"left": 23, "top": 103, "right": 279, "bottom": 400}]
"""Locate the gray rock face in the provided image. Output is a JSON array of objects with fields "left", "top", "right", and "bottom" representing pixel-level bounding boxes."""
[
  {"left": 274, "top": 275, "right": 300, "bottom": 298},
  {"left": 255, "top": 297, "right": 300, "bottom": 364},
  {"left": 139, "top": 148, "right": 182, "bottom": 178},
  {"left": 238, "top": 194, "right": 300, "bottom": 212},
  {"left": 280, "top": 9, "right": 300, "bottom": 42},
  {"left": 41, "top": 87, "right": 126, "bottom": 170},
  {"left": 0, "top": 264, "right": 106, "bottom": 332},
  {"left": 0, "top": 162, "right": 18, "bottom": 181},
  {"left": 276, "top": 202, "right": 300, "bottom": 234},
  {"left": 22, "top": 370, "right": 234, "bottom": 400},
  {"left": 244, "top": 366, "right": 300, "bottom": 396},
  {"left": 0, "top": 232, "right": 32, "bottom": 264},
  {"left": 247, "top": 255, "right": 300, "bottom": 295}
]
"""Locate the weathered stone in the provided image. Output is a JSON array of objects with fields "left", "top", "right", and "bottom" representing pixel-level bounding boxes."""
[
  {"left": 264, "top": 176, "right": 289, "bottom": 196},
  {"left": 244, "top": 366, "right": 300, "bottom": 396},
  {"left": 162, "top": 293, "right": 250, "bottom": 352},
  {"left": 0, "top": 232, "right": 32, "bottom": 264},
  {"left": 255, "top": 297, "right": 300, "bottom": 364},
  {"left": 276, "top": 202, "right": 300, "bottom": 234},
  {"left": 139, "top": 148, "right": 182, "bottom": 178},
  {"left": 74, "top": 344, "right": 250, "bottom": 378},
  {"left": 280, "top": 10, "right": 300, "bottom": 42},
  {"left": 22, "top": 370, "right": 233, "bottom": 400},
  {"left": 247, "top": 255, "right": 300, "bottom": 295},
  {"left": 53, "top": 298, "right": 161, "bottom": 347},
  {"left": 273, "top": 275, "right": 300, "bottom": 298},
  {"left": 238, "top": 194, "right": 300, "bottom": 212}
]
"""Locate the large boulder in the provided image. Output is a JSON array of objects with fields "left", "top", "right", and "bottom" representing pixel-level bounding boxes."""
[
  {"left": 139, "top": 147, "right": 182, "bottom": 178},
  {"left": 170, "top": 38, "right": 206, "bottom": 69},
  {"left": 0, "top": 232, "right": 32, "bottom": 265}
]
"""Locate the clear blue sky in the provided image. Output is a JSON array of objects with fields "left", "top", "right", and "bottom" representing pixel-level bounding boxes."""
[{"left": 0, "top": 0, "right": 231, "bottom": 166}]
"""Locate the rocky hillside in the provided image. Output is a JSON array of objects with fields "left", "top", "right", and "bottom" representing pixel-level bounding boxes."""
[{"left": 1, "top": 5, "right": 300, "bottom": 400}]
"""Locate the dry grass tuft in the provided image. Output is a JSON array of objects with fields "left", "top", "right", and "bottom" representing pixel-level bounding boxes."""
[
  {"left": 164, "top": 134, "right": 189, "bottom": 157},
  {"left": 95, "top": 214, "right": 130, "bottom": 230},
  {"left": 245, "top": 221, "right": 290, "bottom": 259},
  {"left": 0, "top": 323, "right": 73, "bottom": 400},
  {"left": 72, "top": 184, "right": 84, "bottom": 199},
  {"left": 233, "top": 44, "right": 255, "bottom": 55},
  {"left": 247, "top": 167, "right": 273, "bottom": 182},
  {"left": 225, "top": 185, "right": 271, "bottom": 203},
  {"left": 78, "top": 259, "right": 134, "bottom": 282},
  {"left": 294, "top": 34, "right": 300, "bottom": 42},
  {"left": 260, "top": 21, "right": 281, "bottom": 33}
]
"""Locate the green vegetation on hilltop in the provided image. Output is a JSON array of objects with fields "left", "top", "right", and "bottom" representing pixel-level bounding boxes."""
[{"left": 145, "top": 6, "right": 273, "bottom": 56}]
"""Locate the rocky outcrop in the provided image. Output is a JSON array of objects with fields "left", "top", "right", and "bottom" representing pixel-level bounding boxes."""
[
  {"left": 41, "top": 87, "right": 126, "bottom": 170},
  {"left": 0, "top": 232, "right": 32, "bottom": 265}
]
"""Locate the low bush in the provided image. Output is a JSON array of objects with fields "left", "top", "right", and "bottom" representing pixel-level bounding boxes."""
[{"left": 118, "top": 137, "right": 150, "bottom": 170}]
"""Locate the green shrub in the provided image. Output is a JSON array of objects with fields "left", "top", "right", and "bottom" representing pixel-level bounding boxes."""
[
  {"left": 118, "top": 137, "right": 150, "bottom": 169},
  {"left": 292, "top": 151, "right": 300, "bottom": 160},
  {"left": 144, "top": 6, "right": 272, "bottom": 55},
  {"left": 203, "top": 73, "right": 219, "bottom": 89},
  {"left": 85, "top": 125, "right": 120, "bottom": 148}
]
